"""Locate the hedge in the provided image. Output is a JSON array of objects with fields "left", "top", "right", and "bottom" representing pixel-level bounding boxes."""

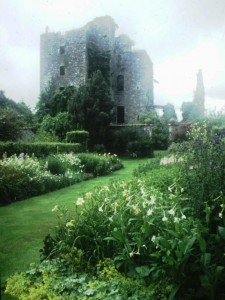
[
  {"left": 66, "top": 131, "right": 89, "bottom": 151},
  {"left": 0, "top": 142, "right": 82, "bottom": 158}
]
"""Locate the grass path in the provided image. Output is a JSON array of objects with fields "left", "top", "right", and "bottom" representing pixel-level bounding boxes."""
[{"left": 0, "top": 158, "right": 147, "bottom": 284}]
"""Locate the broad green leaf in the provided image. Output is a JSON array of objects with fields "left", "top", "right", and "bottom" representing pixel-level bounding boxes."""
[
  {"left": 198, "top": 236, "right": 207, "bottom": 252},
  {"left": 218, "top": 226, "right": 225, "bottom": 240},
  {"left": 135, "top": 265, "right": 151, "bottom": 277},
  {"left": 184, "top": 236, "right": 196, "bottom": 254},
  {"left": 169, "top": 286, "right": 179, "bottom": 300},
  {"left": 112, "top": 229, "right": 124, "bottom": 241},
  {"left": 104, "top": 237, "right": 117, "bottom": 242},
  {"left": 200, "top": 253, "right": 211, "bottom": 267},
  {"left": 165, "top": 229, "right": 179, "bottom": 238}
]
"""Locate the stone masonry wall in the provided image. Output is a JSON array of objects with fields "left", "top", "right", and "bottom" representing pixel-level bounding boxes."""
[
  {"left": 40, "top": 28, "right": 87, "bottom": 91},
  {"left": 40, "top": 16, "right": 154, "bottom": 125},
  {"left": 112, "top": 37, "right": 153, "bottom": 124}
]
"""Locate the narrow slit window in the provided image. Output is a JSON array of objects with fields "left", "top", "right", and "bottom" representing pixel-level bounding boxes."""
[
  {"left": 117, "top": 75, "right": 124, "bottom": 91},
  {"left": 60, "top": 66, "right": 65, "bottom": 75}
]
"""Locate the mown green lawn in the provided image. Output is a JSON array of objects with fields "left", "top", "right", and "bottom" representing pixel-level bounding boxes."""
[{"left": 0, "top": 158, "right": 148, "bottom": 289}]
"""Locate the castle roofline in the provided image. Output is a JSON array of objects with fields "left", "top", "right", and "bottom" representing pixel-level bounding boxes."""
[
  {"left": 115, "top": 34, "right": 134, "bottom": 46},
  {"left": 132, "top": 49, "right": 153, "bottom": 63},
  {"left": 86, "top": 15, "right": 118, "bottom": 29}
]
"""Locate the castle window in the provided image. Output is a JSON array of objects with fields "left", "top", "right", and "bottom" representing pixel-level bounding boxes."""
[
  {"left": 60, "top": 66, "right": 65, "bottom": 75},
  {"left": 117, "top": 75, "right": 124, "bottom": 91},
  {"left": 117, "top": 106, "right": 125, "bottom": 124},
  {"left": 60, "top": 46, "right": 65, "bottom": 54}
]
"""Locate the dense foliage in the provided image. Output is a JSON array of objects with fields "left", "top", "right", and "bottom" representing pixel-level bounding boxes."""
[
  {"left": 5, "top": 121, "right": 225, "bottom": 299},
  {"left": 0, "top": 91, "right": 34, "bottom": 141},
  {"left": 0, "top": 152, "right": 123, "bottom": 205},
  {"left": 140, "top": 109, "right": 169, "bottom": 150},
  {"left": 0, "top": 142, "right": 81, "bottom": 158},
  {"left": 163, "top": 103, "right": 177, "bottom": 122}
]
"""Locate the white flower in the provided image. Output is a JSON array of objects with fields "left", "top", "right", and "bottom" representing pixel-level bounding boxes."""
[
  {"left": 168, "top": 208, "right": 175, "bottom": 216},
  {"left": 85, "top": 192, "right": 92, "bottom": 199},
  {"left": 141, "top": 187, "right": 146, "bottom": 196},
  {"left": 122, "top": 190, "right": 129, "bottom": 197},
  {"left": 149, "top": 196, "right": 156, "bottom": 205},
  {"left": 103, "top": 186, "right": 109, "bottom": 192},
  {"left": 151, "top": 235, "right": 156, "bottom": 243},
  {"left": 66, "top": 220, "right": 75, "bottom": 227},
  {"left": 76, "top": 197, "right": 84, "bottom": 206},
  {"left": 51, "top": 205, "right": 59, "bottom": 212},
  {"left": 162, "top": 214, "right": 168, "bottom": 222},
  {"left": 219, "top": 212, "right": 223, "bottom": 218},
  {"left": 98, "top": 206, "right": 103, "bottom": 212},
  {"left": 181, "top": 214, "right": 186, "bottom": 220},
  {"left": 147, "top": 208, "right": 153, "bottom": 216},
  {"left": 168, "top": 185, "right": 173, "bottom": 192}
]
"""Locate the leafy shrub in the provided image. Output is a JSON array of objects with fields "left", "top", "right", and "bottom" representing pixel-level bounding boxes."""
[
  {"left": 0, "top": 107, "right": 25, "bottom": 141},
  {"left": 151, "top": 117, "right": 169, "bottom": 150},
  {"left": 46, "top": 155, "right": 67, "bottom": 175},
  {"left": 0, "top": 153, "right": 84, "bottom": 205},
  {"left": 127, "top": 138, "right": 154, "bottom": 158},
  {"left": 41, "top": 153, "right": 225, "bottom": 299},
  {"left": 169, "top": 122, "right": 192, "bottom": 143},
  {"left": 39, "top": 112, "right": 70, "bottom": 141},
  {"left": 35, "top": 128, "right": 59, "bottom": 142},
  {"left": 77, "top": 153, "right": 122, "bottom": 177},
  {"left": 92, "top": 143, "right": 106, "bottom": 154},
  {"left": 0, "top": 142, "right": 81, "bottom": 158},
  {"left": 178, "top": 122, "right": 225, "bottom": 216},
  {"left": 133, "top": 157, "right": 161, "bottom": 176},
  {"left": 109, "top": 128, "right": 140, "bottom": 155},
  {"left": 46, "top": 153, "right": 83, "bottom": 175},
  {"left": 66, "top": 130, "right": 89, "bottom": 151},
  {"left": 0, "top": 154, "right": 59, "bottom": 205},
  {"left": 168, "top": 141, "right": 190, "bottom": 154}
]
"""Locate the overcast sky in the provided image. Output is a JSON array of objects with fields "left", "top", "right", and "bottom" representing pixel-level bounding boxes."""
[{"left": 1, "top": 0, "right": 225, "bottom": 117}]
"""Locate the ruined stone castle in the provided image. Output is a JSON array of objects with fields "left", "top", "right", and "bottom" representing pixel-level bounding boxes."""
[{"left": 40, "top": 16, "right": 154, "bottom": 124}]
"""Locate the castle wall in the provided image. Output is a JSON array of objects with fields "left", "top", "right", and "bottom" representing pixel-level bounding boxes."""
[
  {"left": 85, "top": 16, "right": 117, "bottom": 52},
  {"left": 40, "top": 16, "right": 154, "bottom": 125},
  {"left": 40, "top": 28, "right": 87, "bottom": 92},
  {"left": 112, "top": 39, "right": 153, "bottom": 124}
]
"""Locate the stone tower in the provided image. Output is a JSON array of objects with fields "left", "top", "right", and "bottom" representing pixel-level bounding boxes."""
[
  {"left": 193, "top": 69, "right": 205, "bottom": 117},
  {"left": 40, "top": 16, "right": 154, "bottom": 124}
]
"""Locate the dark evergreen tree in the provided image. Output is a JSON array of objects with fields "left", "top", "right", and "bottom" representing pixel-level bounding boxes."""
[
  {"left": 82, "top": 70, "right": 113, "bottom": 146},
  {"left": 0, "top": 107, "right": 25, "bottom": 141},
  {"left": 163, "top": 103, "right": 177, "bottom": 122},
  {"left": 35, "top": 80, "right": 58, "bottom": 121}
]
